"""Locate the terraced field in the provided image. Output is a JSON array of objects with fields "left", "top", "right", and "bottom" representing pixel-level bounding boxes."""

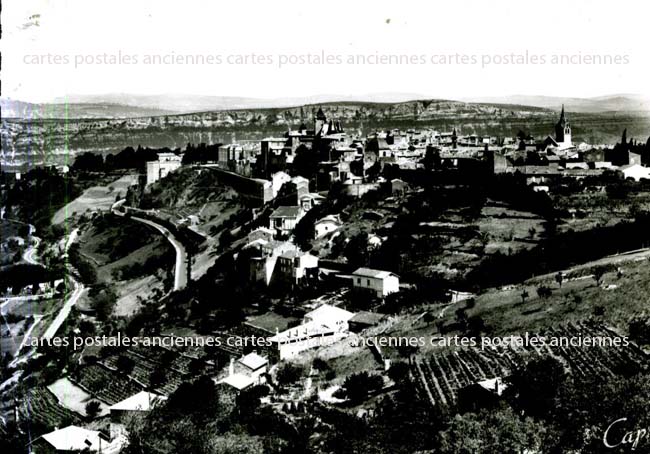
[
  {"left": 411, "top": 321, "right": 649, "bottom": 407},
  {"left": 72, "top": 364, "right": 142, "bottom": 405},
  {"left": 19, "top": 387, "right": 81, "bottom": 430}
]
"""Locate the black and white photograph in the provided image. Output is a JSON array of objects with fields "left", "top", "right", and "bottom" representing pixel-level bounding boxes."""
[{"left": 1, "top": 1, "right": 650, "bottom": 452}]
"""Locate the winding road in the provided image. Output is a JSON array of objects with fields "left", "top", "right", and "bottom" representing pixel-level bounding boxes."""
[
  {"left": 39, "top": 228, "right": 85, "bottom": 340},
  {"left": 22, "top": 229, "right": 41, "bottom": 265},
  {"left": 112, "top": 208, "right": 187, "bottom": 291}
]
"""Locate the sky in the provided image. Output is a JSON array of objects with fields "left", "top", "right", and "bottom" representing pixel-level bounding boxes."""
[{"left": 1, "top": 0, "right": 649, "bottom": 103}]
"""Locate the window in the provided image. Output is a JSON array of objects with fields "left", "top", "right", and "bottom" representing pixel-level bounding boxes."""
[
  {"left": 357, "top": 278, "right": 361, "bottom": 284},
  {"left": 367, "top": 279, "right": 370, "bottom": 285}
]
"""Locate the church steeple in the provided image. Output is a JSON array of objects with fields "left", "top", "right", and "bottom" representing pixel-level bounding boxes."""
[
  {"left": 555, "top": 104, "right": 571, "bottom": 146},
  {"left": 315, "top": 107, "right": 327, "bottom": 135}
]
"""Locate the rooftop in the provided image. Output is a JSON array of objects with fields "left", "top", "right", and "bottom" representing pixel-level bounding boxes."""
[
  {"left": 306, "top": 304, "right": 355, "bottom": 323},
  {"left": 352, "top": 267, "right": 397, "bottom": 280},
  {"left": 109, "top": 391, "right": 165, "bottom": 412},
  {"left": 245, "top": 311, "right": 300, "bottom": 334},
  {"left": 270, "top": 206, "right": 303, "bottom": 218},
  {"left": 301, "top": 193, "right": 326, "bottom": 201},
  {"left": 315, "top": 214, "right": 342, "bottom": 225},
  {"left": 477, "top": 377, "right": 508, "bottom": 396},
  {"left": 269, "top": 320, "right": 336, "bottom": 343},
  {"left": 350, "top": 311, "right": 386, "bottom": 326},
  {"left": 221, "top": 373, "right": 255, "bottom": 391},
  {"left": 280, "top": 250, "right": 306, "bottom": 259},
  {"left": 39, "top": 426, "right": 103, "bottom": 451},
  {"left": 238, "top": 352, "right": 268, "bottom": 370}
]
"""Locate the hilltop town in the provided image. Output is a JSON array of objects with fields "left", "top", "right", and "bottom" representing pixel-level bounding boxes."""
[{"left": 2, "top": 103, "right": 650, "bottom": 453}]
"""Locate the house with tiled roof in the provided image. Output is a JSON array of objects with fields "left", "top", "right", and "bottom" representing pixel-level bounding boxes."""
[
  {"left": 352, "top": 267, "right": 400, "bottom": 297},
  {"left": 269, "top": 206, "right": 305, "bottom": 236}
]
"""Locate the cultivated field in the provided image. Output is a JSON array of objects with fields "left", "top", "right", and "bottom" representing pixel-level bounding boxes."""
[{"left": 51, "top": 174, "right": 137, "bottom": 225}]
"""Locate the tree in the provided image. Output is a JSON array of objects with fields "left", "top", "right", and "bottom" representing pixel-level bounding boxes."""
[
  {"left": 188, "top": 357, "right": 205, "bottom": 376},
  {"left": 344, "top": 232, "right": 370, "bottom": 269},
  {"left": 276, "top": 363, "right": 304, "bottom": 386},
  {"left": 312, "top": 358, "right": 330, "bottom": 372},
  {"left": 387, "top": 361, "right": 410, "bottom": 384},
  {"left": 422, "top": 311, "right": 436, "bottom": 326},
  {"left": 73, "top": 152, "right": 104, "bottom": 172},
  {"left": 342, "top": 372, "right": 384, "bottom": 402},
  {"left": 467, "top": 316, "right": 486, "bottom": 336},
  {"left": 149, "top": 367, "right": 166, "bottom": 389},
  {"left": 166, "top": 375, "right": 221, "bottom": 420},
  {"left": 292, "top": 145, "right": 319, "bottom": 181},
  {"left": 536, "top": 286, "right": 552, "bottom": 299},
  {"left": 506, "top": 356, "right": 566, "bottom": 418},
  {"left": 555, "top": 272, "right": 564, "bottom": 288},
  {"left": 593, "top": 266, "right": 607, "bottom": 287},
  {"left": 293, "top": 212, "right": 317, "bottom": 250},
  {"left": 116, "top": 355, "right": 135, "bottom": 375},
  {"left": 437, "top": 408, "right": 545, "bottom": 454},
  {"left": 397, "top": 343, "right": 420, "bottom": 359},
  {"left": 85, "top": 400, "right": 101, "bottom": 419},
  {"left": 422, "top": 147, "right": 441, "bottom": 171},
  {"left": 520, "top": 289, "right": 529, "bottom": 304},
  {"left": 616, "top": 267, "right": 624, "bottom": 280}
]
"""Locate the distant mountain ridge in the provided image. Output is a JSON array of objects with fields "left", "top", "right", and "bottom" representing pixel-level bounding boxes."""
[
  {"left": 2, "top": 93, "right": 435, "bottom": 119},
  {"left": 3, "top": 93, "right": 649, "bottom": 120},
  {"left": 463, "top": 94, "right": 650, "bottom": 113},
  {"left": 0, "top": 98, "right": 176, "bottom": 119}
]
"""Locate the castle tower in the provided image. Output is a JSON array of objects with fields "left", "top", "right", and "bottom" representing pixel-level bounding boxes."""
[{"left": 555, "top": 105, "right": 571, "bottom": 146}]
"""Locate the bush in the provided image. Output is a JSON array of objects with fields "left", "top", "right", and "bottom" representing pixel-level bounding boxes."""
[
  {"left": 312, "top": 358, "right": 330, "bottom": 372},
  {"left": 276, "top": 363, "right": 304, "bottom": 386},
  {"left": 342, "top": 372, "right": 384, "bottom": 402},
  {"left": 85, "top": 400, "right": 101, "bottom": 418}
]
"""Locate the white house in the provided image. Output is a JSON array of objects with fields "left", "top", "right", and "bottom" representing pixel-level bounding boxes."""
[
  {"left": 300, "top": 193, "right": 326, "bottom": 211},
  {"left": 30, "top": 425, "right": 119, "bottom": 453},
  {"left": 246, "top": 240, "right": 298, "bottom": 285},
  {"left": 146, "top": 152, "right": 182, "bottom": 185},
  {"left": 220, "top": 373, "right": 256, "bottom": 391},
  {"left": 621, "top": 164, "right": 650, "bottom": 181},
  {"left": 109, "top": 391, "right": 166, "bottom": 421},
  {"left": 291, "top": 176, "right": 310, "bottom": 198},
  {"left": 304, "top": 304, "right": 355, "bottom": 331},
  {"left": 234, "top": 352, "right": 268, "bottom": 380},
  {"left": 314, "top": 215, "right": 342, "bottom": 238},
  {"left": 352, "top": 267, "right": 400, "bottom": 297},
  {"left": 269, "top": 304, "right": 355, "bottom": 359},
  {"left": 269, "top": 206, "right": 305, "bottom": 236},
  {"left": 221, "top": 352, "right": 269, "bottom": 391},
  {"left": 276, "top": 250, "right": 319, "bottom": 284}
]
